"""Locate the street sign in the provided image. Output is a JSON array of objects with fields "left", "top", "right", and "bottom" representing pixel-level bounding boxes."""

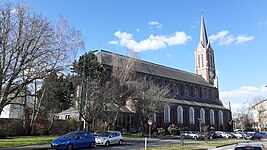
[{"left": 148, "top": 119, "right": 153, "bottom": 125}]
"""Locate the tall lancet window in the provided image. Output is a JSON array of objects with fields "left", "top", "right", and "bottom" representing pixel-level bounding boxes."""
[
  {"left": 201, "top": 54, "right": 204, "bottom": 67},
  {"left": 210, "top": 109, "right": 215, "bottom": 125},
  {"left": 189, "top": 107, "right": 195, "bottom": 124},
  {"left": 177, "top": 106, "right": 183, "bottom": 123},
  {"left": 200, "top": 108, "right": 205, "bottom": 124},
  {"left": 219, "top": 110, "right": 224, "bottom": 126},
  {"left": 164, "top": 105, "right": 170, "bottom": 123}
]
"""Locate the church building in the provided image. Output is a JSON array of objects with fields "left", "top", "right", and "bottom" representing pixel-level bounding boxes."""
[{"left": 97, "top": 16, "right": 232, "bottom": 132}]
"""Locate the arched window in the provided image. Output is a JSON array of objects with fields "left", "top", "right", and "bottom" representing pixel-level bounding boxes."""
[
  {"left": 198, "top": 55, "right": 200, "bottom": 67},
  {"left": 184, "top": 85, "right": 189, "bottom": 96},
  {"left": 203, "top": 88, "right": 207, "bottom": 99},
  {"left": 189, "top": 107, "right": 195, "bottom": 124},
  {"left": 200, "top": 108, "right": 205, "bottom": 124},
  {"left": 177, "top": 106, "right": 183, "bottom": 123},
  {"left": 164, "top": 105, "right": 170, "bottom": 123},
  {"left": 201, "top": 54, "right": 204, "bottom": 67},
  {"left": 219, "top": 110, "right": 224, "bottom": 126},
  {"left": 210, "top": 109, "right": 215, "bottom": 125},
  {"left": 153, "top": 112, "right": 157, "bottom": 122}
]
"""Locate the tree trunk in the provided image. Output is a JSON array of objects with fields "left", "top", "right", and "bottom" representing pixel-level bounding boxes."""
[
  {"left": 30, "top": 88, "right": 46, "bottom": 135},
  {"left": 0, "top": 105, "right": 3, "bottom": 116},
  {"left": 47, "top": 115, "right": 55, "bottom": 133},
  {"left": 112, "top": 111, "right": 119, "bottom": 125}
]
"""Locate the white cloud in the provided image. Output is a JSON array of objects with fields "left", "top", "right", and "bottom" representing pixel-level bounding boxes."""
[
  {"left": 236, "top": 35, "right": 255, "bottom": 44},
  {"left": 209, "top": 30, "right": 229, "bottom": 42},
  {"left": 220, "top": 85, "right": 267, "bottom": 116},
  {"left": 148, "top": 21, "right": 162, "bottom": 28},
  {"left": 166, "top": 53, "right": 172, "bottom": 57},
  {"left": 108, "top": 40, "right": 118, "bottom": 45},
  {"left": 209, "top": 30, "right": 254, "bottom": 45},
  {"left": 113, "top": 31, "right": 192, "bottom": 52},
  {"left": 220, "top": 85, "right": 267, "bottom": 100},
  {"left": 136, "top": 28, "right": 140, "bottom": 32},
  {"left": 219, "top": 35, "right": 235, "bottom": 46}
]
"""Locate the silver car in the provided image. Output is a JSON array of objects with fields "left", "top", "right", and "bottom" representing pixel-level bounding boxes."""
[
  {"left": 234, "top": 142, "right": 266, "bottom": 150},
  {"left": 95, "top": 131, "right": 122, "bottom": 146}
]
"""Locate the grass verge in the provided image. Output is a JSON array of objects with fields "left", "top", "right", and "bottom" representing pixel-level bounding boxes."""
[{"left": 0, "top": 136, "right": 58, "bottom": 148}]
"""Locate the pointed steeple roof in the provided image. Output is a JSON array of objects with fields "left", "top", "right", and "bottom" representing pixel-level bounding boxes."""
[{"left": 200, "top": 16, "right": 208, "bottom": 48}]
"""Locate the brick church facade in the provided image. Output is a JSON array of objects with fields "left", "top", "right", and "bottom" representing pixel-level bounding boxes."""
[{"left": 97, "top": 16, "right": 232, "bottom": 132}]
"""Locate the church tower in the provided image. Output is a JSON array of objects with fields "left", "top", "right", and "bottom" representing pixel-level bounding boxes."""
[{"left": 195, "top": 16, "right": 218, "bottom": 88}]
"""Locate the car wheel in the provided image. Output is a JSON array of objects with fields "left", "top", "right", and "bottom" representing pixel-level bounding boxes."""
[
  {"left": 67, "top": 144, "right": 73, "bottom": 150},
  {"left": 118, "top": 139, "right": 122, "bottom": 145},
  {"left": 89, "top": 142, "right": 95, "bottom": 148},
  {"left": 194, "top": 136, "right": 197, "bottom": 140},
  {"left": 105, "top": 141, "right": 110, "bottom": 147}
]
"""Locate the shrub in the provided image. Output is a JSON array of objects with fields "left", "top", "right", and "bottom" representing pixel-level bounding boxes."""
[
  {"left": 167, "top": 124, "right": 177, "bottom": 135},
  {"left": 68, "top": 118, "right": 77, "bottom": 132},
  {"left": 49, "top": 120, "right": 70, "bottom": 135},
  {"left": 157, "top": 127, "right": 165, "bottom": 136},
  {"left": 108, "top": 125, "right": 122, "bottom": 131},
  {"left": 0, "top": 118, "right": 24, "bottom": 138}
]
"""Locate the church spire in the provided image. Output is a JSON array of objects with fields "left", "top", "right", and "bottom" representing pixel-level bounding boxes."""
[
  {"left": 200, "top": 16, "right": 208, "bottom": 48},
  {"left": 195, "top": 16, "right": 218, "bottom": 88}
]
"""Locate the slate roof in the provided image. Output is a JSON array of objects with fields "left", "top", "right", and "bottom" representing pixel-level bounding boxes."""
[{"left": 97, "top": 50, "right": 213, "bottom": 87}]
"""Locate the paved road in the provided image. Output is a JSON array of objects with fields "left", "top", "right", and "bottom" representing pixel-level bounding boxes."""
[
  {"left": 0, "top": 138, "right": 184, "bottom": 150},
  {"left": 214, "top": 139, "right": 267, "bottom": 150},
  {"left": 2, "top": 138, "right": 267, "bottom": 150}
]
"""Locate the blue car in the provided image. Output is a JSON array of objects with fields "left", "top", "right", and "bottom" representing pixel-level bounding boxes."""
[{"left": 51, "top": 131, "right": 95, "bottom": 150}]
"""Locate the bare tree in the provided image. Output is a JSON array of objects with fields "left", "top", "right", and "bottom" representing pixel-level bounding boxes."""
[
  {"left": 133, "top": 76, "right": 171, "bottom": 135},
  {"left": 107, "top": 51, "right": 137, "bottom": 125},
  {"left": 0, "top": 2, "right": 83, "bottom": 134},
  {"left": 235, "top": 103, "right": 254, "bottom": 131}
]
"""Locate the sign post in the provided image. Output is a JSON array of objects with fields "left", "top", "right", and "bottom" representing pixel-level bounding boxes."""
[{"left": 148, "top": 119, "right": 153, "bottom": 139}]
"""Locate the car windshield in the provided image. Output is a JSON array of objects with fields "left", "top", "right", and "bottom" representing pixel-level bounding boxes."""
[
  {"left": 99, "top": 132, "right": 111, "bottom": 137},
  {"left": 61, "top": 132, "right": 76, "bottom": 138}
]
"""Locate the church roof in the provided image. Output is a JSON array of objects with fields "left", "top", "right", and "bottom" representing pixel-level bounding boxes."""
[
  {"left": 200, "top": 16, "right": 209, "bottom": 48},
  {"left": 97, "top": 50, "right": 212, "bottom": 87}
]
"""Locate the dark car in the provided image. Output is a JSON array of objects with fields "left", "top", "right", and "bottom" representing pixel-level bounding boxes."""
[
  {"left": 234, "top": 142, "right": 266, "bottom": 150},
  {"left": 245, "top": 132, "right": 262, "bottom": 140},
  {"left": 51, "top": 131, "right": 95, "bottom": 150}
]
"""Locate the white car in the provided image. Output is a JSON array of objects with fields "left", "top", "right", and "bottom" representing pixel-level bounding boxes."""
[
  {"left": 232, "top": 132, "right": 243, "bottom": 138},
  {"left": 95, "top": 131, "right": 122, "bottom": 146}
]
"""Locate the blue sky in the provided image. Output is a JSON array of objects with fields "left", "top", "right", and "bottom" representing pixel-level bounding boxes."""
[{"left": 15, "top": 0, "right": 267, "bottom": 114}]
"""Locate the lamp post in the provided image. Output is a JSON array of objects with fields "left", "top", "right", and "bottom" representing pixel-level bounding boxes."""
[{"left": 197, "top": 118, "right": 202, "bottom": 132}]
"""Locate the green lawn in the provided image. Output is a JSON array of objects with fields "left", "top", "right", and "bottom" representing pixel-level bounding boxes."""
[{"left": 0, "top": 136, "right": 58, "bottom": 148}]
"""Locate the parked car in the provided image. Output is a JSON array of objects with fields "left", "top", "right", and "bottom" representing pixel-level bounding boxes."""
[
  {"left": 258, "top": 132, "right": 267, "bottom": 138},
  {"left": 234, "top": 142, "right": 266, "bottom": 150},
  {"left": 51, "top": 131, "right": 95, "bottom": 150},
  {"left": 231, "top": 132, "right": 244, "bottom": 139},
  {"left": 181, "top": 131, "right": 199, "bottom": 139},
  {"left": 95, "top": 131, "right": 122, "bottom": 146},
  {"left": 219, "top": 131, "right": 232, "bottom": 138},
  {"left": 244, "top": 132, "right": 262, "bottom": 140},
  {"left": 208, "top": 131, "right": 223, "bottom": 139}
]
